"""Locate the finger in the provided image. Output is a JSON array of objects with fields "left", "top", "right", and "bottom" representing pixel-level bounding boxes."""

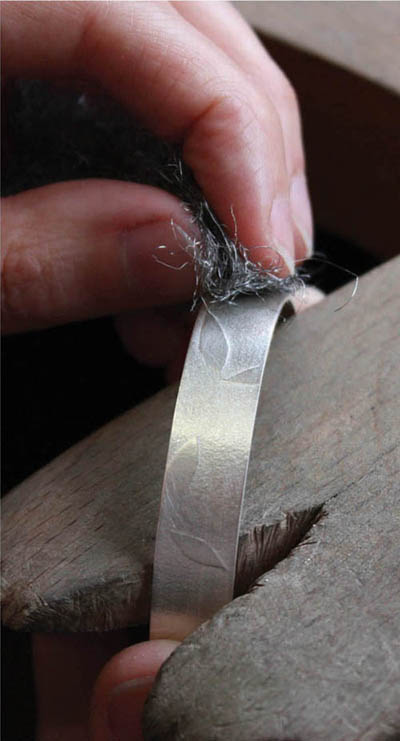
[
  {"left": 173, "top": 0, "right": 313, "bottom": 258},
  {"left": 2, "top": 179, "right": 199, "bottom": 333},
  {"left": 89, "top": 640, "right": 179, "bottom": 741},
  {"left": 115, "top": 304, "right": 195, "bottom": 370},
  {"left": 33, "top": 631, "right": 135, "bottom": 741},
  {"left": 3, "top": 2, "right": 294, "bottom": 272}
]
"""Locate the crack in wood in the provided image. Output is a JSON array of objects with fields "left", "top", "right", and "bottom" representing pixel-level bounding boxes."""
[{"left": 235, "top": 506, "right": 325, "bottom": 597}]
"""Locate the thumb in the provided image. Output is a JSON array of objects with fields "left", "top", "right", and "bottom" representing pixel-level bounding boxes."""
[
  {"left": 2, "top": 179, "right": 198, "bottom": 333},
  {"left": 89, "top": 640, "right": 179, "bottom": 741}
]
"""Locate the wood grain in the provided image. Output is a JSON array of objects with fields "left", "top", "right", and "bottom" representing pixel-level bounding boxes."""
[
  {"left": 2, "top": 257, "right": 399, "bottom": 638},
  {"left": 144, "top": 467, "right": 400, "bottom": 740},
  {"left": 142, "top": 259, "right": 400, "bottom": 740}
]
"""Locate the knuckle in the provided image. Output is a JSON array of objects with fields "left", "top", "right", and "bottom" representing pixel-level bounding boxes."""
[
  {"left": 208, "top": 92, "right": 256, "bottom": 137},
  {"left": 189, "top": 89, "right": 266, "bottom": 155}
]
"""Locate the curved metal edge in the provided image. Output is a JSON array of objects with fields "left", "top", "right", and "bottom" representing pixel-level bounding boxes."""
[{"left": 150, "top": 292, "right": 295, "bottom": 641}]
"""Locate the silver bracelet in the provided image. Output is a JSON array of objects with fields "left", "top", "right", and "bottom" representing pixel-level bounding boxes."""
[{"left": 150, "top": 291, "right": 294, "bottom": 641}]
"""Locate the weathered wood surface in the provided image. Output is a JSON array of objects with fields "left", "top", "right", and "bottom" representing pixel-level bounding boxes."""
[
  {"left": 144, "top": 481, "right": 400, "bottom": 740},
  {"left": 237, "top": 1, "right": 400, "bottom": 95},
  {"left": 142, "top": 262, "right": 400, "bottom": 739},
  {"left": 2, "top": 257, "right": 399, "bottom": 640}
]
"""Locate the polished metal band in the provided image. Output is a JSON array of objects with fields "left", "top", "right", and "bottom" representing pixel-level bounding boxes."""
[{"left": 150, "top": 291, "right": 294, "bottom": 641}]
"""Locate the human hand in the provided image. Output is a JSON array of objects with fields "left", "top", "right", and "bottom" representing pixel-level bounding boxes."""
[{"left": 2, "top": 1, "right": 312, "bottom": 369}]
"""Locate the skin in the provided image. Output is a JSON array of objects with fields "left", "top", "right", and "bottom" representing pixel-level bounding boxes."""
[{"left": 2, "top": 2, "right": 316, "bottom": 738}]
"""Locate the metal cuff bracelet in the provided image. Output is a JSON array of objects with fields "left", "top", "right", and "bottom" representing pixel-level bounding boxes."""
[{"left": 150, "top": 291, "right": 294, "bottom": 641}]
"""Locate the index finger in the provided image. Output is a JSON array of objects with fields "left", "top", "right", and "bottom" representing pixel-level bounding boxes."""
[{"left": 3, "top": 1, "right": 293, "bottom": 270}]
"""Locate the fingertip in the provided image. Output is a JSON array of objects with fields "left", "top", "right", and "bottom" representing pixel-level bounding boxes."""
[
  {"left": 245, "top": 244, "right": 294, "bottom": 278},
  {"left": 243, "top": 196, "right": 297, "bottom": 277},
  {"left": 269, "top": 196, "right": 296, "bottom": 275},
  {"left": 90, "top": 640, "right": 179, "bottom": 741},
  {"left": 107, "top": 677, "right": 154, "bottom": 741},
  {"left": 290, "top": 174, "right": 314, "bottom": 259}
]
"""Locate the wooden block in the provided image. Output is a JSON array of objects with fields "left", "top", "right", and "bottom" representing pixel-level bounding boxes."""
[
  {"left": 144, "top": 459, "right": 400, "bottom": 740},
  {"left": 143, "top": 258, "right": 400, "bottom": 740},
  {"left": 2, "top": 258, "right": 399, "bottom": 641}
]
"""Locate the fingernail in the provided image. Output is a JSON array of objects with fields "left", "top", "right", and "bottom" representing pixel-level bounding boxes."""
[
  {"left": 108, "top": 676, "right": 154, "bottom": 741},
  {"left": 270, "top": 196, "right": 295, "bottom": 275},
  {"left": 290, "top": 174, "right": 313, "bottom": 257}
]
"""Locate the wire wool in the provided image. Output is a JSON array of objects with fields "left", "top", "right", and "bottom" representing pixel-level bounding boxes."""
[
  {"left": 152, "top": 155, "right": 303, "bottom": 305},
  {"left": 4, "top": 80, "right": 303, "bottom": 304}
]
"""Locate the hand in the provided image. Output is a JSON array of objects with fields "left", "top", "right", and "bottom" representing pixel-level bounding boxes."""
[
  {"left": 2, "top": 1, "right": 312, "bottom": 362},
  {"left": 3, "top": 2, "right": 313, "bottom": 738}
]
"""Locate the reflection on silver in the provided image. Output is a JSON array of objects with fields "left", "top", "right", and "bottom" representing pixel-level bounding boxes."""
[{"left": 150, "top": 293, "right": 294, "bottom": 641}]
